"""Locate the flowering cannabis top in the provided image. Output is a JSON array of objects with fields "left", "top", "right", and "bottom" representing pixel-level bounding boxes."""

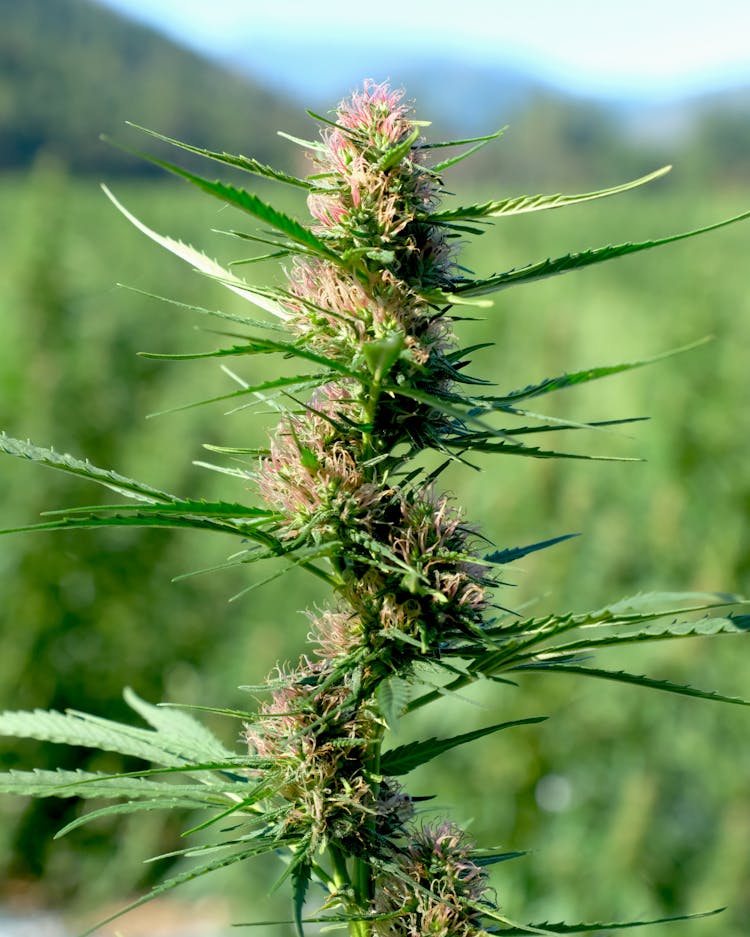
[{"left": 0, "top": 79, "right": 747, "bottom": 937}]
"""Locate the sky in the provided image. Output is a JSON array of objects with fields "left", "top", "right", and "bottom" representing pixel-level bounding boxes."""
[{"left": 97, "top": 0, "right": 750, "bottom": 103}]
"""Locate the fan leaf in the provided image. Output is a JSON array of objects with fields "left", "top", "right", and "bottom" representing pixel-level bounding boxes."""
[
  {"left": 511, "top": 662, "right": 750, "bottom": 705},
  {"left": 112, "top": 152, "right": 337, "bottom": 259},
  {"left": 431, "top": 165, "right": 671, "bottom": 222},
  {"left": 127, "top": 124, "right": 313, "bottom": 188},
  {"left": 123, "top": 688, "right": 237, "bottom": 763},
  {"left": 437, "top": 209, "right": 750, "bottom": 298},
  {"left": 102, "top": 186, "right": 292, "bottom": 319},
  {"left": 380, "top": 716, "right": 546, "bottom": 776}
]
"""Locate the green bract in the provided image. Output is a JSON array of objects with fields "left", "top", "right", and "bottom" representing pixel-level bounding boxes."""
[{"left": 1, "top": 80, "right": 748, "bottom": 937}]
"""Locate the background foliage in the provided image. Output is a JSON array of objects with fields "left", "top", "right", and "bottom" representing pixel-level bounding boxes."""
[{"left": 0, "top": 1, "right": 748, "bottom": 933}]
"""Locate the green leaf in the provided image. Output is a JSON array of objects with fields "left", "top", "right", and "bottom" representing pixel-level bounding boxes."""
[
  {"left": 214, "top": 225, "right": 308, "bottom": 257},
  {"left": 112, "top": 153, "right": 337, "bottom": 259},
  {"left": 535, "top": 615, "right": 749, "bottom": 661},
  {"left": 444, "top": 341, "right": 495, "bottom": 362},
  {"left": 501, "top": 416, "right": 649, "bottom": 437},
  {"left": 292, "top": 860, "right": 312, "bottom": 937},
  {"left": 54, "top": 798, "right": 207, "bottom": 839},
  {"left": 123, "top": 688, "right": 236, "bottom": 763},
  {"left": 470, "top": 339, "right": 710, "bottom": 410},
  {"left": 378, "top": 125, "right": 420, "bottom": 170},
  {"left": 0, "top": 692, "right": 258, "bottom": 772},
  {"left": 495, "top": 909, "right": 724, "bottom": 934},
  {"left": 0, "top": 768, "right": 229, "bottom": 802},
  {"left": 439, "top": 209, "right": 750, "bottom": 298},
  {"left": 147, "top": 372, "right": 333, "bottom": 417},
  {"left": 277, "top": 130, "right": 325, "bottom": 151},
  {"left": 511, "top": 662, "right": 750, "bottom": 705},
  {"left": 0, "top": 708, "right": 211, "bottom": 766},
  {"left": 415, "top": 127, "right": 507, "bottom": 150},
  {"left": 362, "top": 331, "right": 406, "bottom": 380},
  {"left": 471, "top": 849, "right": 528, "bottom": 867},
  {"left": 588, "top": 590, "right": 741, "bottom": 618},
  {"left": 485, "top": 534, "right": 579, "bottom": 565},
  {"left": 140, "top": 335, "right": 360, "bottom": 377},
  {"left": 126, "top": 123, "right": 313, "bottom": 188},
  {"left": 0, "top": 509, "right": 282, "bottom": 551},
  {"left": 77, "top": 845, "right": 268, "bottom": 937},
  {"left": 120, "top": 284, "right": 285, "bottom": 333},
  {"left": 431, "top": 165, "right": 671, "bottom": 222},
  {"left": 429, "top": 127, "right": 508, "bottom": 172},
  {"left": 442, "top": 434, "right": 640, "bottom": 463},
  {"left": 230, "top": 250, "right": 292, "bottom": 266},
  {"left": 43, "top": 498, "right": 274, "bottom": 520},
  {"left": 102, "top": 186, "right": 292, "bottom": 319},
  {"left": 0, "top": 433, "right": 174, "bottom": 504},
  {"left": 380, "top": 716, "right": 546, "bottom": 775},
  {"left": 480, "top": 593, "right": 742, "bottom": 643},
  {"left": 374, "top": 676, "right": 412, "bottom": 731}
]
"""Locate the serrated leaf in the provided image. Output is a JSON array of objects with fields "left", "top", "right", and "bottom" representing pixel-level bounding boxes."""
[
  {"left": 442, "top": 434, "right": 640, "bottom": 463},
  {"left": 481, "top": 594, "right": 742, "bottom": 644},
  {"left": 203, "top": 374, "right": 333, "bottom": 417},
  {"left": 535, "top": 615, "right": 749, "bottom": 661},
  {"left": 54, "top": 798, "right": 206, "bottom": 839},
  {"left": 589, "top": 590, "right": 742, "bottom": 618},
  {"left": 102, "top": 186, "right": 291, "bottom": 319},
  {"left": 470, "top": 338, "right": 710, "bottom": 410},
  {"left": 124, "top": 688, "right": 236, "bottom": 763},
  {"left": 375, "top": 676, "right": 412, "bottom": 731},
  {"left": 119, "top": 284, "right": 285, "bottom": 333},
  {"left": 1, "top": 510, "right": 282, "bottom": 551},
  {"left": 0, "top": 433, "right": 173, "bottom": 504},
  {"left": 0, "top": 709, "right": 191, "bottom": 766},
  {"left": 440, "top": 208, "right": 750, "bottom": 298},
  {"left": 139, "top": 335, "right": 360, "bottom": 378},
  {"left": 511, "top": 662, "right": 750, "bottom": 705},
  {"left": 0, "top": 768, "right": 229, "bottom": 801},
  {"left": 444, "top": 341, "right": 495, "bottom": 362},
  {"left": 43, "top": 498, "right": 275, "bottom": 521},
  {"left": 431, "top": 165, "right": 671, "bottom": 222},
  {"left": 77, "top": 845, "right": 266, "bottom": 937},
  {"left": 127, "top": 123, "right": 312, "bottom": 188},
  {"left": 502, "top": 416, "right": 649, "bottom": 437},
  {"left": 380, "top": 716, "right": 546, "bottom": 776},
  {"left": 113, "top": 152, "right": 337, "bottom": 259},
  {"left": 277, "top": 129, "right": 325, "bottom": 150},
  {"left": 495, "top": 908, "right": 723, "bottom": 934}
]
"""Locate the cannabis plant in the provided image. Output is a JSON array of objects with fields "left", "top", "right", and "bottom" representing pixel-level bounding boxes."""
[{"left": 0, "top": 81, "right": 748, "bottom": 936}]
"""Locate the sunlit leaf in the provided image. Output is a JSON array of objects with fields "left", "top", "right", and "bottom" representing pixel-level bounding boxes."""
[
  {"left": 431, "top": 165, "right": 671, "bottom": 222},
  {"left": 102, "top": 186, "right": 292, "bottom": 318},
  {"left": 434, "top": 209, "right": 750, "bottom": 298},
  {"left": 127, "top": 123, "right": 313, "bottom": 188}
]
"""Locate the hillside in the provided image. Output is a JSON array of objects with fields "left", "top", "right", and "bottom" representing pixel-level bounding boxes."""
[
  {"left": 2, "top": 0, "right": 748, "bottom": 188},
  {"left": 0, "top": 0, "right": 305, "bottom": 174}
]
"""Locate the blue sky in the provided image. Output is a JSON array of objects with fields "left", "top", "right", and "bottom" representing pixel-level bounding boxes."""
[{"left": 98, "top": 0, "right": 750, "bottom": 102}]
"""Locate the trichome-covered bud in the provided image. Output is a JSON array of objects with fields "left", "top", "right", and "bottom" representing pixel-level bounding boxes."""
[{"left": 373, "top": 822, "right": 493, "bottom": 936}]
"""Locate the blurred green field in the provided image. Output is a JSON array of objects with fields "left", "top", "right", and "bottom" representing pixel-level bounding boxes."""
[{"left": 0, "top": 159, "right": 748, "bottom": 934}]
